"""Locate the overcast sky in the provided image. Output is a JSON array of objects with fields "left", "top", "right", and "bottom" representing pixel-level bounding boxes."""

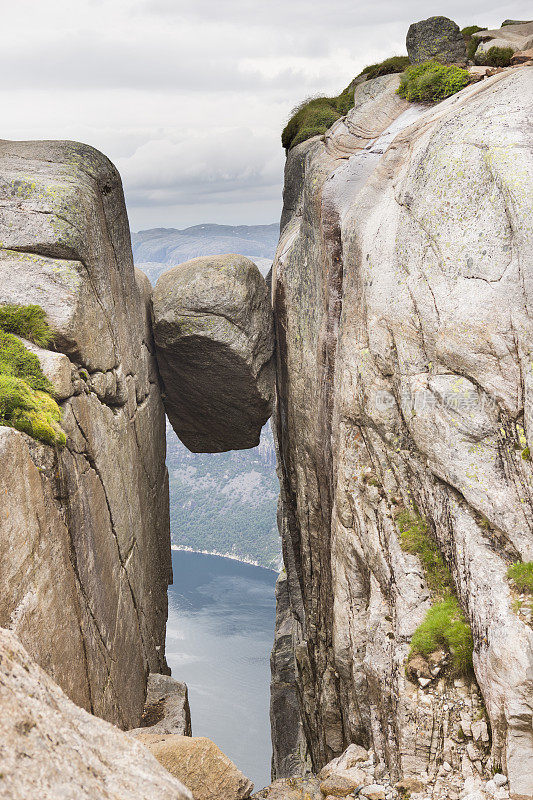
[{"left": 1, "top": 0, "right": 530, "bottom": 230}]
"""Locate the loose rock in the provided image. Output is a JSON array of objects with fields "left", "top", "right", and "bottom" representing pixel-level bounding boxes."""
[
  {"left": 135, "top": 733, "right": 254, "bottom": 800},
  {"left": 406, "top": 16, "right": 467, "bottom": 65}
]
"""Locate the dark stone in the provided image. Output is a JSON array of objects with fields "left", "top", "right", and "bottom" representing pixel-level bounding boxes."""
[{"left": 406, "top": 16, "right": 467, "bottom": 65}]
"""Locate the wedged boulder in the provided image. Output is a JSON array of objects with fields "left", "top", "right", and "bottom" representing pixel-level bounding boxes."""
[
  {"left": 129, "top": 673, "right": 192, "bottom": 736},
  {"left": 472, "top": 21, "right": 533, "bottom": 56},
  {"left": 406, "top": 16, "right": 467, "bottom": 64},
  {"left": 134, "top": 733, "right": 254, "bottom": 799},
  {"left": 152, "top": 253, "right": 274, "bottom": 452},
  {"left": 0, "top": 627, "right": 192, "bottom": 800}
]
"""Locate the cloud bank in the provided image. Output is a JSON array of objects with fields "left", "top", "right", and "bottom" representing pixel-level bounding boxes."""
[{"left": 1, "top": 0, "right": 531, "bottom": 228}]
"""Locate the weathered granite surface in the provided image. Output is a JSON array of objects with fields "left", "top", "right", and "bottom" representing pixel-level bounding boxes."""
[
  {"left": 152, "top": 253, "right": 274, "bottom": 452},
  {"left": 270, "top": 69, "right": 533, "bottom": 800},
  {"left": 129, "top": 673, "right": 192, "bottom": 736},
  {"left": 134, "top": 733, "right": 254, "bottom": 800},
  {"left": 0, "top": 140, "right": 171, "bottom": 729},
  {"left": 0, "top": 627, "right": 192, "bottom": 800}
]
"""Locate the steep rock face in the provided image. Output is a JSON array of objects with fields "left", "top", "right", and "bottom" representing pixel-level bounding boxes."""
[
  {"left": 271, "top": 69, "right": 533, "bottom": 799},
  {"left": 0, "top": 627, "right": 192, "bottom": 800},
  {"left": 0, "top": 140, "right": 171, "bottom": 729},
  {"left": 152, "top": 253, "right": 274, "bottom": 452}
]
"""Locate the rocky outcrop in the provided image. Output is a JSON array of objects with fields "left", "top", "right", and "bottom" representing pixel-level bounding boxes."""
[
  {"left": 0, "top": 140, "right": 171, "bottom": 729},
  {"left": 406, "top": 16, "right": 467, "bottom": 65},
  {"left": 129, "top": 673, "right": 192, "bottom": 736},
  {"left": 0, "top": 627, "right": 192, "bottom": 800},
  {"left": 152, "top": 254, "right": 274, "bottom": 452},
  {"left": 135, "top": 733, "right": 254, "bottom": 800},
  {"left": 472, "top": 21, "right": 533, "bottom": 57},
  {"left": 271, "top": 67, "right": 533, "bottom": 800}
]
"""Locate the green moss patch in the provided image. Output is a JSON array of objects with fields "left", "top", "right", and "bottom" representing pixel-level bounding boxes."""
[
  {"left": 507, "top": 562, "right": 533, "bottom": 594},
  {"left": 397, "top": 509, "right": 473, "bottom": 675},
  {"left": 282, "top": 56, "right": 409, "bottom": 151},
  {"left": 397, "top": 510, "right": 454, "bottom": 597},
  {"left": 476, "top": 46, "right": 514, "bottom": 67},
  {"left": 0, "top": 304, "right": 66, "bottom": 447},
  {"left": 398, "top": 62, "right": 470, "bottom": 102},
  {"left": 410, "top": 597, "right": 474, "bottom": 674}
]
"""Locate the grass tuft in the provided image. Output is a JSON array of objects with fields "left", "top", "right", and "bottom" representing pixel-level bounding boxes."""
[
  {"left": 282, "top": 55, "right": 409, "bottom": 151},
  {"left": 0, "top": 305, "right": 66, "bottom": 447},
  {"left": 410, "top": 597, "right": 474, "bottom": 674},
  {"left": 398, "top": 62, "right": 470, "bottom": 102},
  {"left": 0, "top": 303, "right": 54, "bottom": 347},
  {"left": 397, "top": 510, "right": 454, "bottom": 597},
  {"left": 397, "top": 509, "right": 473, "bottom": 674},
  {"left": 507, "top": 562, "right": 533, "bottom": 594},
  {"left": 359, "top": 55, "right": 410, "bottom": 81}
]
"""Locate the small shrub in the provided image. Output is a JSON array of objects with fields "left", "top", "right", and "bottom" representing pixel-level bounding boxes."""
[
  {"left": 476, "top": 46, "right": 514, "bottom": 67},
  {"left": 0, "top": 303, "right": 54, "bottom": 347},
  {"left": 0, "top": 304, "right": 65, "bottom": 447},
  {"left": 461, "top": 26, "right": 487, "bottom": 61},
  {"left": 397, "top": 510, "right": 454, "bottom": 597},
  {"left": 398, "top": 509, "right": 474, "bottom": 675},
  {"left": 522, "top": 446, "right": 531, "bottom": 461},
  {"left": 507, "top": 562, "right": 533, "bottom": 594},
  {"left": 398, "top": 62, "right": 470, "bottom": 102},
  {"left": 410, "top": 597, "right": 474, "bottom": 674},
  {"left": 281, "top": 55, "right": 409, "bottom": 150},
  {"left": 282, "top": 96, "right": 342, "bottom": 150}
]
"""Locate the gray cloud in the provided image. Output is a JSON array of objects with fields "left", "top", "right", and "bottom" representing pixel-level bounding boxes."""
[{"left": 0, "top": 0, "right": 531, "bottom": 229}]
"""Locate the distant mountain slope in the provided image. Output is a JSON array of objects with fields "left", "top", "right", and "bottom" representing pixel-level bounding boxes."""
[
  {"left": 166, "top": 424, "right": 281, "bottom": 570},
  {"left": 132, "top": 223, "right": 279, "bottom": 283}
]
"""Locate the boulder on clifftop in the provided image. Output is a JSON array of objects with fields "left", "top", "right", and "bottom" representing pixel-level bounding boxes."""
[
  {"left": 406, "top": 16, "right": 467, "bottom": 65},
  {"left": 152, "top": 253, "right": 274, "bottom": 453}
]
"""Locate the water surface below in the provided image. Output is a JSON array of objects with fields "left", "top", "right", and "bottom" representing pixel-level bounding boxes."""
[{"left": 166, "top": 549, "right": 277, "bottom": 791}]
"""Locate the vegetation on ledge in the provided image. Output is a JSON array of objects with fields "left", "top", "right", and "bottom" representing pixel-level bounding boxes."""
[
  {"left": 476, "top": 46, "right": 514, "bottom": 67},
  {"left": 398, "top": 62, "right": 470, "bottom": 102},
  {"left": 397, "top": 510, "right": 454, "bottom": 596},
  {"left": 410, "top": 597, "right": 474, "bottom": 674},
  {"left": 507, "top": 562, "right": 533, "bottom": 594},
  {"left": 282, "top": 55, "right": 409, "bottom": 151},
  {"left": 0, "top": 303, "right": 54, "bottom": 348},
  {"left": 397, "top": 509, "right": 474, "bottom": 674},
  {"left": 461, "top": 25, "right": 487, "bottom": 61},
  {"left": 0, "top": 304, "right": 66, "bottom": 447}
]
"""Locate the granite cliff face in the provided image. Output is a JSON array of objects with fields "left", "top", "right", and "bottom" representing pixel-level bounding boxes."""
[
  {"left": 0, "top": 140, "right": 171, "bottom": 729},
  {"left": 270, "top": 67, "right": 533, "bottom": 800}
]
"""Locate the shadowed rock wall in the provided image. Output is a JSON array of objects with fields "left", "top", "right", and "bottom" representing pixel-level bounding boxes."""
[{"left": 0, "top": 140, "right": 171, "bottom": 729}]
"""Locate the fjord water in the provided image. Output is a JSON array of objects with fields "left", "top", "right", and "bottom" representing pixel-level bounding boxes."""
[{"left": 166, "top": 550, "right": 277, "bottom": 791}]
